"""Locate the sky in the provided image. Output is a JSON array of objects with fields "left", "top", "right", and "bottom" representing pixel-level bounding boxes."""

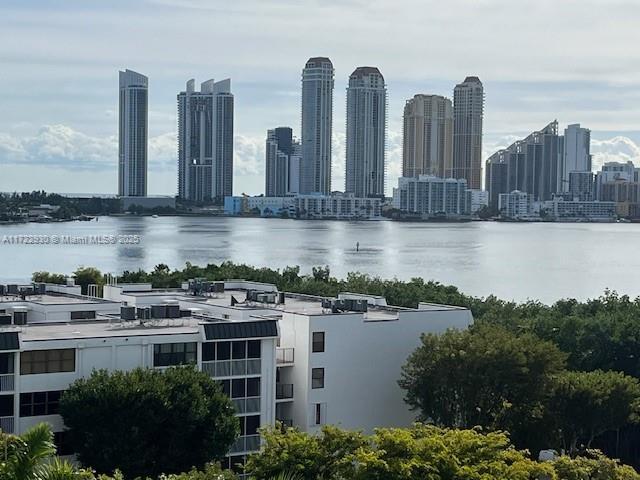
[{"left": 1, "top": 0, "right": 640, "bottom": 196}]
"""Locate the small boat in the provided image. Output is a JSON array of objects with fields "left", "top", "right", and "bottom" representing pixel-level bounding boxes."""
[{"left": 152, "top": 214, "right": 159, "bottom": 218}]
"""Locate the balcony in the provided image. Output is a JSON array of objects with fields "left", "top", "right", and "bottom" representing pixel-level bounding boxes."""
[
  {"left": 232, "top": 396, "right": 261, "bottom": 414},
  {"left": 276, "top": 418, "right": 293, "bottom": 428},
  {"left": 201, "top": 359, "right": 261, "bottom": 378},
  {"left": 0, "top": 416, "right": 14, "bottom": 434},
  {"left": 0, "top": 374, "right": 14, "bottom": 392},
  {"left": 276, "top": 383, "right": 294, "bottom": 401},
  {"left": 229, "top": 434, "right": 261, "bottom": 454},
  {"left": 276, "top": 347, "right": 294, "bottom": 365}
]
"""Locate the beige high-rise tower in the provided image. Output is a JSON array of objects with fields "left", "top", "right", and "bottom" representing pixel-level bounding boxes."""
[
  {"left": 453, "top": 76, "right": 484, "bottom": 189},
  {"left": 402, "top": 94, "right": 453, "bottom": 178}
]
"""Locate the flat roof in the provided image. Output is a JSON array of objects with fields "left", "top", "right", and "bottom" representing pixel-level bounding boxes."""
[{"left": 0, "top": 293, "right": 117, "bottom": 306}]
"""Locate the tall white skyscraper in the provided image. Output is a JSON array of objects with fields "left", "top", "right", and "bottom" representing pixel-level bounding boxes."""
[
  {"left": 402, "top": 94, "right": 453, "bottom": 179},
  {"left": 301, "top": 57, "right": 334, "bottom": 194},
  {"left": 561, "top": 123, "right": 591, "bottom": 192},
  {"left": 177, "top": 78, "right": 234, "bottom": 203},
  {"left": 453, "top": 76, "right": 484, "bottom": 190},
  {"left": 345, "top": 67, "right": 387, "bottom": 198},
  {"left": 118, "top": 69, "right": 148, "bottom": 197}
]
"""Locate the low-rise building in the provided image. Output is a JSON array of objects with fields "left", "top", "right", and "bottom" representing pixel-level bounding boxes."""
[
  {"left": 292, "top": 193, "right": 382, "bottom": 220},
  {"left": 0, "top": 279, "right": 472, "bottom": 474},
  {"left": 392, "top": 176, "right": 470, "bottom": 219},
  {"left": 466, "top": 189, "right": 489, "bottom": 215},
  {"left": 542, "top": 198, "right": 616, "bottom": 222},
  {"left": 498, "top": 190, "right": 534, "bottom": 220}
]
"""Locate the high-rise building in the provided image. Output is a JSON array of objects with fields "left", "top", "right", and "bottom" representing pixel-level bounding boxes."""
[
  {"left": 402, "top": 94, "right": 453, "bottom": 178},
  {"left": 345, "top": 67, "right": 387, "bottom": 198},
  {"left": 177, "top": 79, "right": 234, "bottom": 203},
  {"left": 118, "top": 69, "right": 148, "bottom": 197},
  {"left": 453, "top": 76, "right": 484, "bottom": 189},
  {"left": 561, "top": 124, "right": 591, "bottom": 192},
  {"left": 301, "top": 57, "right": 334, "bottom": 194},
  {"left": 485, "top": 121, "right": 562, "bottom": 206},
  {"left": 265, "top": 127, "right": 301, "bottom": 197}
]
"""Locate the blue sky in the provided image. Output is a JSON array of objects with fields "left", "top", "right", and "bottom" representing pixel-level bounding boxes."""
[{"left": 1, "top": 0, "right": 639, "bottom": 195}]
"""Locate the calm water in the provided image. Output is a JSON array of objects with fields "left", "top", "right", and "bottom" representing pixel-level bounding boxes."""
[{"left": 0, "top": 216, "right": 638, "bottom": 304}]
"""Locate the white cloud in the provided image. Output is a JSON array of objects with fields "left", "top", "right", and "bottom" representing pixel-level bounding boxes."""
[{"left": 591, "top": 137, "right": 640, "bottom": 171}]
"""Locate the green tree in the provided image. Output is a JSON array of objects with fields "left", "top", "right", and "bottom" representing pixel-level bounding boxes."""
[
  {"left": 399, "top": 325, "right": 566, "bottom": 450},
  {"left": 549, "top": 370, "right": 640, "bottom": 454},
  {"left": 73, "top": 266, "right": 104, "bottom": 295},
  {"left": 159, "top": 463, "right": 238, "bottom": 480},
  {"left": 245, "top": 425, "right": 367, "bottom": 479},
  {"left": 59, "top": 366, "right": 239, "bottom": 479},
  {"left": 0, "top": 423, "right": 96, "bottom": 480},
  {"left": 32, "top": 271, "right": 67, "bottom": 284}
]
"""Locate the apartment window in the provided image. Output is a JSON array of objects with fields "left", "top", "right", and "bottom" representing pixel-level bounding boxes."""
[
  {"left": 231, "top": 378, "right": 260, "bottom": 398},
  {"left": 20, "top": 390, "right": 63, "bottom": 417},
  {"left": 219, "top": 379, "right": 231, "bottom": 397},
  {"left": 0, "top": 353, "right": 14, "bottom": 374},
  {"left": 315, "top": 403, "right": 322, "bottom": 425},
  {"left": 244, "top": 414, "right": 260, "bottom": 436},
  {"left": 247, "top": 340, "right": 261, "bottom": 359},
  {"left": 311, "top": 368, "right": 324, "bottom": 389},
  {"left": 202, "top": 342, "right": 215, "bottom": 361},
  {"left": 70, "top": 310, "right": 96, "bottom": 320},
  {"left": 246, "top": 377, "right": 260, "bottom": 397},
  {"left": 0, "top": 395, "right": 14, "bottom": 417},
  {"left": 21, "top": 349, "right": 75, "bottom": 375},
  {"left": 217, "top": 342, "right": 231, "bottom": 360},
  {"left": 153, "top": 342, "right": 196, "bottom": 367},
  {"left": 312, "top": 332, "right": 325, "bottom": 353},
  {"left": 232, "top": 341, "right": 246, "bottom": 360}
]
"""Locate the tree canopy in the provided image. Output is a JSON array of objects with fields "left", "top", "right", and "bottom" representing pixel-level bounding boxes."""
[{"left": 59, "top": 366, "right": 238, "bottom": 479}]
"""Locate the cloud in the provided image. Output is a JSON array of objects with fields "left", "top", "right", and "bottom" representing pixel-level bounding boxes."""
[{"left": 591, "top": 137, "right": 640, "bottom": 171}]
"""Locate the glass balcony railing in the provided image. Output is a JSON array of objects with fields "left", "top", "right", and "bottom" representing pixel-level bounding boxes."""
[{"left": 276, "top": 347, "right": 294, "bottom": 365}]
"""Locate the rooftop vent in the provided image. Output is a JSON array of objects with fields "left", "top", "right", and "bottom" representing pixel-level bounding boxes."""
[{"left": 120, "top": 306, "right": 136, "bottom": 321}]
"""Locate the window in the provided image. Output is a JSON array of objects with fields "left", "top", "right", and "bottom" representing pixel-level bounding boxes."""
[
  {"left": 216, "top": 342, "right": 231, "bottom": 360},
  {"left": 232, "top": 378, "right": 245, "bottom": 399},
  {"left": 0, "top": 395, "right": 13, "bottom": 417},
  {"left": 311, "top": 368, "right": 324, "bottom": 389},
  {"left": 315, "top": 403, "right": 322, "bottom": 425},
  {"left": 247, "top": 340, "right": 261, "bottom": 359},
  {"left": 219, "top": 379, "right": 231, "bottom": 397},
  {"left": 202, "top": 342, "right": 215, "bottom": 361},
  {"left": 153, "top": 342, "right": 196, "bottom": 367},
  {"left": 245, "top": 414, "right": 260, "bottom": 436},
  {"left": 0, "top": 353, "right": 14, "bottom": 375},
  {"left": 20, "top": 391, "right": 63, "bottom": 417},
  {"left": 246, "top": 377, "right": 260, "bottom": 397},
  {"left": 232, "top": 341, "right": 246, "bottom": 359},
  {"left": 21, "top": 349, "right": 75, "bottom": 375},
  {"left": 312, "top": 332, "right": 325, "bottom": 353},
  {"left": 70, "top": 310, "right": 96, "bottom": 320}
]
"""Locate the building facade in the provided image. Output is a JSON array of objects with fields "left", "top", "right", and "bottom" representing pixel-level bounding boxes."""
[
  {"left": 402, "top": 95, "right": 453, "bottom": 179},
  {"left": 301, "top": 57, "right": 334, "bottom": 195},
  {"left": 485, "top": 121, "right": 562, "bottom": 204},
  {"left": 293, "top": 193, "right": 382, "bottom": 220},
  {"left": 0, "top": 279, "right": 473, "bottom": 474},
  {"left": 265, "top": 128, "right": 301, "bottom": 197},
  {"left": 178, "top": 79, "right": 234, "bottom": 203},
  {"left": 345, "top": 67, "right": 387, "bottom": 198},
  {"left": 498, "top": 190, "right": 534, "bottom": 220},
  {"left": 118, "top": 69, "right": 148, "bottom": 197},
  {"left": 543, "top": 198, "right": 616, "bottom": 222},
  {"left": 568, "top": 171, "right": 594, "bottom": 201},
  {"left": 452, "top": 76, "right": 484, "bottom": 189},
  {"left": 561, "top": 124, "right": 591, "bottom": 192},
  {"left": 392, "top": 176, "right": 470, "bottom": 218}
]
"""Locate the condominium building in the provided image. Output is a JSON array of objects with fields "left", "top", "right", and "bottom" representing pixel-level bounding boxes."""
[
  {"left": 118, "top": 69, "right": 148, "bottom": 197},
  {"left": 467, "top": 189, "right": 489, "bottom": 215},
  {"left": 0, "top": 279, "right": 473, "bottom": 474},
  {"left": 265, "top": 128, "right": 302, "bottom": 197},
  {"left": 561, "top": 124, "right": 591, "bottom": 193},
  {"left": 402, "top": 95, "right": 453, "bottom": 178},
  {"left": 485, "top": 121, "right": 562, "bottom": 204},
  {"left": 452, "top": 76, "right": 484, "bottom": 189},
  {"left": 301, "top": 57, "right": 334, "bottom": 194},
  {"left": 498, "top": 190, "right": 534, "bottom": 220},
  {"left": 392, "top": 176, "right": 470, "bottom": 219},
  {"left": 542, "top": 198, "right": 616, "bottom": 222},
  {"left": 178, "top": 79, "right": 234, "bottom": 203},
  {"left": 568, "top": 171, "right": 594, "bottom": 201},
  {"left": 345, "top": 67, "right": 387, "bottom": 198},
  {"left": 292, "top": 193, "right": 382, "bottom": 220}
]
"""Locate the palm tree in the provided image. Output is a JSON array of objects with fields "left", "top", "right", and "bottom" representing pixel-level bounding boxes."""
[{"left": 0, "top": 423, "right": 90, "bottom": 480}]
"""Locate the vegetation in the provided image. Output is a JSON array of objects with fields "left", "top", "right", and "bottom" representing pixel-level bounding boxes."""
[
  {"left": 59, "top": 367, "right": 238, "bottom": 479},
  {"left": 31, "top": 261, "right": 640, "bottom": 468},
  {"left": 0, "top": 191, "right": 121, "bottom": 221},
  {"left": 245, "top": 424, "right": 640, "bottom": 480}
]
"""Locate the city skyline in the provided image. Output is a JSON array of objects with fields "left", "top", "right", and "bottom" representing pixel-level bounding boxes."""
[{"left": 2, "top": 0, "right": 640, "bottom": 196}]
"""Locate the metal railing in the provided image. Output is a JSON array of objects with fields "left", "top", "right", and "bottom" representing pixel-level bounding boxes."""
[
  {"left": 0, "top": 374, "right": 14, "bottom": 392},
  {"left": 201, "top": 359, "right": 261, "bottom": 378},
  {"left": 229, "top": 434, "right": 261, "bottom": 454},
  {"left": 0, "top": 416, "right": 14, "bottom": 433},
  {"left": 276, "top": 383, "right": 294, "bottom": 400},
  {"left": 276, "top": 347, "right": 294, "bottom": 364},
  {"left": 232, "top": 396, "right": 261, "bottom": 414}
]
